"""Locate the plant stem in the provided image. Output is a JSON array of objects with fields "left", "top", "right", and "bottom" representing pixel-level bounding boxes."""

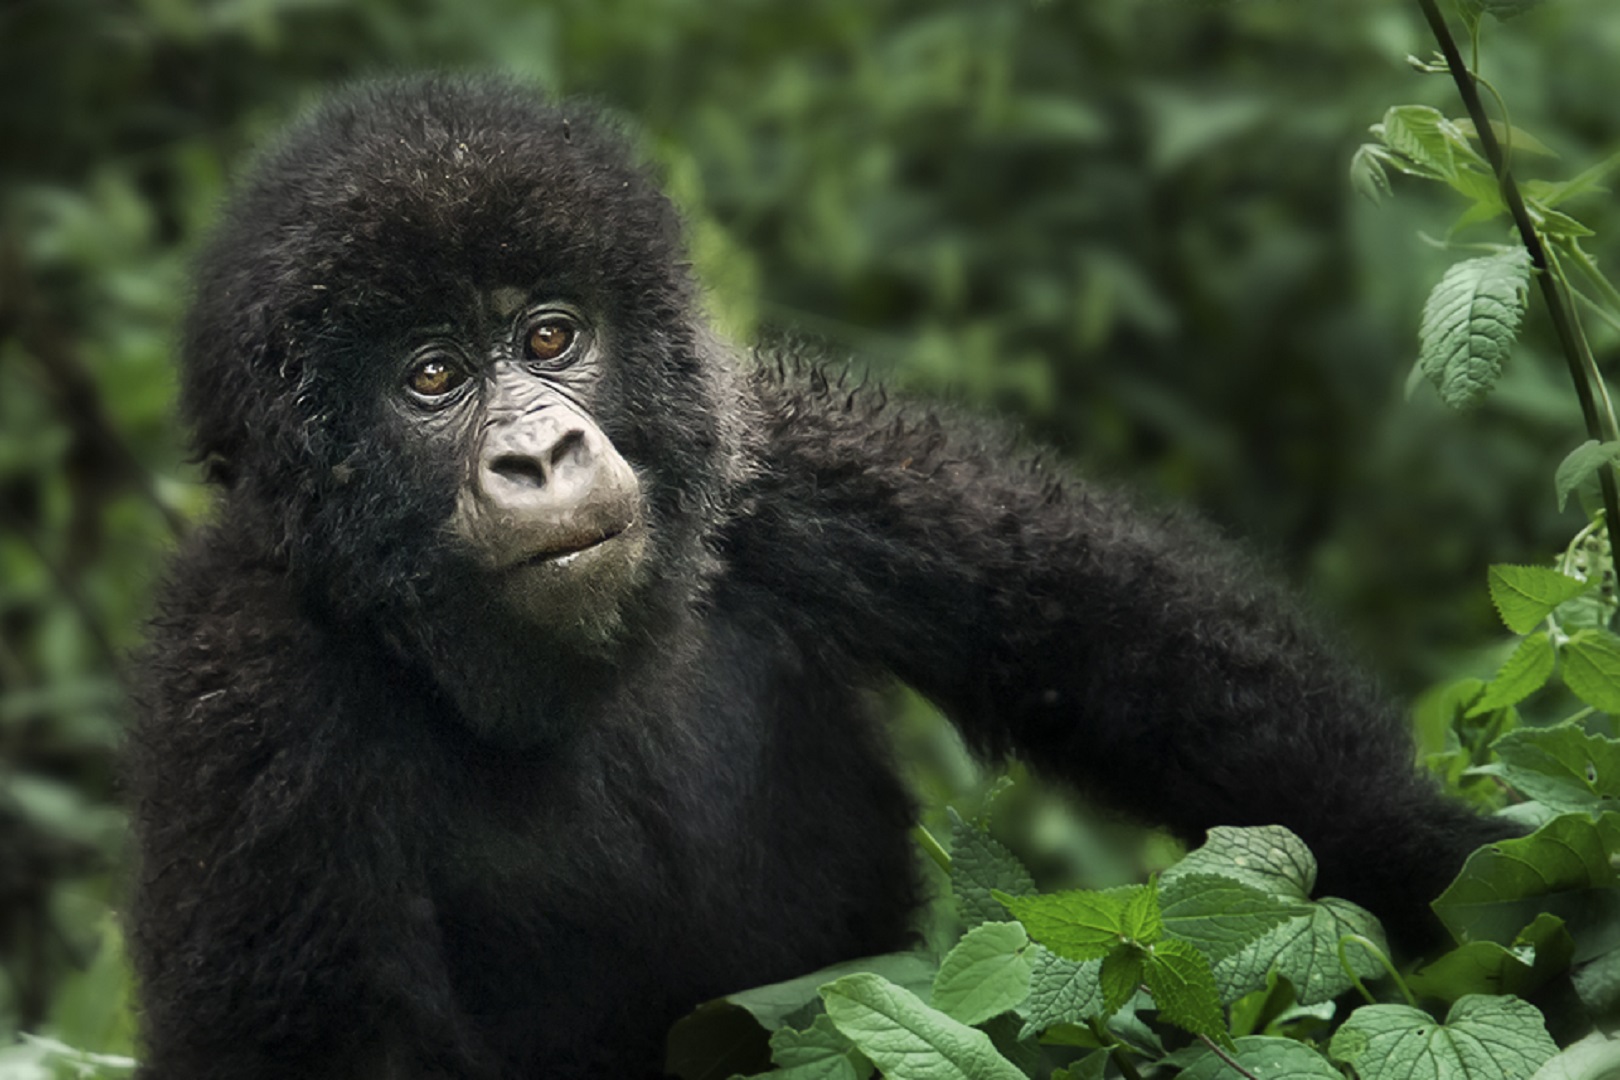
[
  {"left": 1416, "top": 0, "right": 1620, "bottom": 587},
  {"left": 1088, "top": 1018, "right": 1145, "bottom": 1080},
  {"left": 911, "top": 824, "right": 952, "bottom": 873},
  {"left": 1197, "top": 1035, "right": 1261, "bottom": 1080}
]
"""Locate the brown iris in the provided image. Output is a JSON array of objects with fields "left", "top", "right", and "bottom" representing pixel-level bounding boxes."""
[
  {"left": 407, "top": 358, "right": 466, "bottom": 398},
  {"left": 527, "top": 319, "right": 575, "bottom": 362}
]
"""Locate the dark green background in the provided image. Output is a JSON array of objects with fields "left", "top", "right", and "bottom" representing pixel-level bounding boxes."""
[{"left": 3, "top": 0, "right": 1617, "bottom": 1061}]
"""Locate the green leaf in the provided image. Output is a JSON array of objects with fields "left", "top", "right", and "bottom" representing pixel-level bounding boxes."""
[
  {"left": 951, "top": 809, "right": 1036, "bottom": 929},
  {"left": 1017, "top": 949, "right": 1103, "bottom": 1038},
  {"left": 1562, "top": 629, "right": 1620, "bottom": 714},
  {"left": 1466, "top": 632, "right": 1556, "bottom": 716},
  {"left": 1525, "top": 147, "right": 1620, "bottom": 208},
  {"left": 931, "top": 921, "right": 1034, "bottom": 1027},
  {"left": 1491, "top": 723, "right": 1620, "bottom": 811},
  {"left": 821, "top": 973, "right": 1027, "bottom": 1080},
  {"left": 1098, "top": 948, "right": 1145, "bottom": 1016},
  {"left": 997, "top": 886, "right": 1146, "bottom": 961},
  {"left": 1433, "top": 813, "right": 1620, "bottom": 962},
  {"left": 1487, "top": 564, "right": 1591, "bottom": 634},
  {"left": 1142, "top": 939, "right": 1232, "bottom": 1051},
  {"left": 1120, "top": 880, "right": 1163, "bottom": 944},
  {"left": 1179, "top": 1036, "right": 1340, "bottom": 1079},
  {"left": 1555, "top": 441, "right": 1620, "bottom": 512},
  {"left": 1350, "top": 144, "right": 1393, "bottom": 204},
  {"left": 1528, "top": 201, "right": 1595, "bottom": 240},
  {"left": 1159, "top": 874, "right": 1309, "bottom": 962},
  {"left": 1159, "top": 827, "right": 1383, "bottom": 1004},
  {"left": 1473, "top": 0, "right": 1550, "bottom": 20},
  {"left": 1531, "top": 1032, "right": 1620, "bottom": 1080},
  {"left": 769, "top": 1016, "right": 872, "bottom": 1080},
  {"left": 1453, "top": 117, "right": 1559, "bottom": 158},
  {"left": 1329, "top": 996, "right": 1556, "bottom": 1080},
  {"left": 1375, "top": 105, "right": 1480, "bottom": 180},
  {"left": 1407, "top": 912, "right": 1575, "bottom": 1002},
  {"left": 1418, "top": 247, "right": 1533, "bottom": 409},
  {"left": 1160, "top": 826, "right": 1320, "bottom": 897},
  {"left": 718, "top": 952, "right": 940, "bottom": 1031}
]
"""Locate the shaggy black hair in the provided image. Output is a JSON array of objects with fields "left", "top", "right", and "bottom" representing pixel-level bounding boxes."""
[{"left": 128, "top": 76, "right": 1503, "bottom": 1079}]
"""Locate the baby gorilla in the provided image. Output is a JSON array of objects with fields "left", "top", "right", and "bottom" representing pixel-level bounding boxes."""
[{"left": 128, "top": 77, "right": 1502, "bottom": 1078}]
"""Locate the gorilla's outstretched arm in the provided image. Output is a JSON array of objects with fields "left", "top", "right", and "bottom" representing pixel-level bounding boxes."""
[{"left": 725, "top": 368, "right": 1501, "bottom": 946}]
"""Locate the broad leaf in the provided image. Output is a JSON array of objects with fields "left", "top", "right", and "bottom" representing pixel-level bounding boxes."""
[
  {"left": 1467, "top": 632, "right": 1556, "bottom": 715},
  {"left": 1487, "top": 564, "right": 1590, "bottom": 634},
  {"left": 1531, "top": 1032, "right": 1620, "bottom": 1080},
  {"left": 1159, "top": 874, "right": 1308, "bottom": 962},
  {"left": 769, "top": 1016, "right": 872, "bottom": 1080},
  {"left": 931, "top": 921, "right": 1034, "bottom": 1026},
  {"left": 1561, "top": 629, "right": 1620, "bottom": 714},
  {"left": 1555, "top": 440, "right": 1620, "bottom": 511},
  {"left": 1329, "top": 996, "right": 1556, "bottom": 1080},
  {"left": 1490, "top": 723, "right": 1620, "bottom": 811},
  {"left": 1180, "top": 1036, "right": 1340, "bottom": 1079},
  {"left": 1407, "top": 913, "right": 1574, "bottom": 1002},
  {"left": 821, "top": 973, "right": 1026, "bottom": 1080},
  {"left": 1433, "top": 813, "right": 1620, "bottom": 962},
  {"left": 1418, "top": 247, "right": 1532, "bottom": 408}
]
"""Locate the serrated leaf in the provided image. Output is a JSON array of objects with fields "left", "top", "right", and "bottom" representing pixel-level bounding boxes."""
[
  {"left": 1098, "top": 948, "right": 1144, "bottom": 1016},
  {"left": 821, "top": 973, "right": 1026, "bottom": 1080},
  {"left": 769, "top": 1015, "right": 872, "bottom": 1080},
  {"left": 1555, "top": 440, "right": 1620, "bottom": 511},
  {"left": 1120, "top": 881, "right": 1163, "bottom": 944},
  {"left": 997, "top": 886, "right": 1144, "bottom": 961},
  {"left": 1418, "top": 247, "right": 1533, "bottom": 408},
  {"left": 1350, "top": 144, "right": 1393, "bottom": 204},
  {"left": 1329, "top": 996, "right": 1556, "bottom": 1080},
  {"left": 1018, "top": 949, "right": 1103, "bottom": 1038},
  {"left": 950, "top": 809, "right": 1036, "bottom": 929},
  {"left": 1433, "top": 813, "right": 1620, "bottom": 962},
  {"left": 1159, "top": 874, "right": 1309, "bottom": 962},
  {"left": 1378, "top": 105, "right": 1480, "bottom": 179},
  {"left": 1492, "top": 723, "right": 1620, "bottom": 811},
  {"left": 1215, "top": 897, "right": 1385, "bottom": 1006},
  {"left": 1467, "top": 632, "right": 1556, "bottom": 716},
  {"left": 1562, "top": 629, "right": 1620, "bottom": 714},
  {"left": 1488, "top": 564, "right": 1591, "bottom": 633},
  {"left": 931, "top": 921, "right": 1034, "bottom": 1027},
  {"left": 1158, "top": 827, "right": 1383, "bottom": 1004},
  {"left": 1180, "top": 1035, "right": 1341, "bottom": 1079},
  {"left": 1142, "top": 939, "right": 1232, "bottom": 1051}
]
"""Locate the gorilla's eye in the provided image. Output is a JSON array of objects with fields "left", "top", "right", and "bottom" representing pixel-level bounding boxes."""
[
  {"left": 526, "top": 318, "right": 577, "bottom": 363},
  {"left": 406, "top": 357, "right": 468, "bottom": 399}
]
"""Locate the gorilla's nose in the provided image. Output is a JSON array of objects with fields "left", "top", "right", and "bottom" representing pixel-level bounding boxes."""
[{"left": 481, "top": 418, "right": 603, "bottom": 510}]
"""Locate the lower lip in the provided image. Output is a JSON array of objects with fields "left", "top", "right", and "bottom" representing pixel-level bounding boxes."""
[{"left": 512, "top": 528, "right": 626, "bottom": 571}]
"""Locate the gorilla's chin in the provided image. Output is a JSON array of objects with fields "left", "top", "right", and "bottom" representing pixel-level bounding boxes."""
[{"left": 497, "top": 524, "right": 651, "bottom": 640}]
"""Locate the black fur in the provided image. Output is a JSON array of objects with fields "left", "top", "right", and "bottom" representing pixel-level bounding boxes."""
[{"left": 128, "top": 76, "right": 1501, "bottom": 1079}]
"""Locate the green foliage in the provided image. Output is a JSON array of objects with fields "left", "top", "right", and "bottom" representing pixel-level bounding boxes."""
[
  {"left": 1417, "top": 247, "right": 1533, "bottom": 408},
  {"left": 1329, "top": 995, "right": 1557, "bottom": 1080},
  {"left": 9, "top": 0, "right": 1620, "bottom": 1076}
]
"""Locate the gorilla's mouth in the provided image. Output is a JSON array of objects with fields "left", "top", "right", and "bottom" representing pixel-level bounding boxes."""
[{"left": 515, "top": 524, "right": 629, "bottom": 569}]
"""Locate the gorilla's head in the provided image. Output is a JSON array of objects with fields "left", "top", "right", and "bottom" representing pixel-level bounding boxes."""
[{"left": 181, "top": 77, "right": 748, "bottom": 741}]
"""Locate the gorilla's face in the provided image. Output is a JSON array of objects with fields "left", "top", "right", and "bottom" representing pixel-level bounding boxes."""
[{"left": 387, "top": 287, "right": 649, "bottom": 640}]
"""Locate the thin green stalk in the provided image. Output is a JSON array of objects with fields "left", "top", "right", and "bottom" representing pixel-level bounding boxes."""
[
  {"left": 1338, "top": 934, "right": 1419, "bottom": 1008},
  {"left": 911, "top": 824, "right": 952, "bottom": 874},
  {"left": 1416, "top": 0, "right": 1620, "bottom": 588},
  {"left": 1562, "top": 240, "right": 1620, "bottom": 317}
]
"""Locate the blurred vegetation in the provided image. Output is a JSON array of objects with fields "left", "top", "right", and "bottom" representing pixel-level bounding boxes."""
[{"left": 2, "top": 0, "right": 1618, "bottom": 1067}]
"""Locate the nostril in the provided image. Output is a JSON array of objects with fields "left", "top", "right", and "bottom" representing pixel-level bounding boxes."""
[
  {"left": 488, "top": 453, "right": 548, "bottom": 488},
  {"left": 549, "top": 429, "right": 590, "bottom": 472}
]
